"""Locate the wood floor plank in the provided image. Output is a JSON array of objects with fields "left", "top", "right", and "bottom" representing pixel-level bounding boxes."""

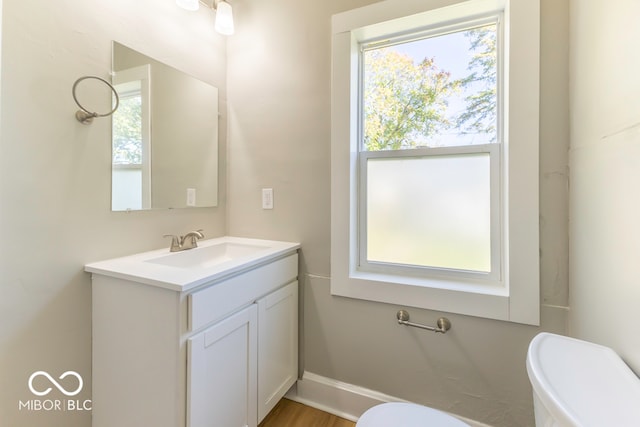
[{"left": 259, "top": 398, "right": 356, "bottom": 427}]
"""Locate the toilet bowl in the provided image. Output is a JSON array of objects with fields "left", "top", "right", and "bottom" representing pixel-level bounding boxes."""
[
  {"left": 527, "top": 332, "right": 640, "bottom": 426},
  {"left": 356, "top": 402, "right": 470, "bottom": 427},
  {"left": 358, "top": 332, "right": 640, "bottom": 426}
]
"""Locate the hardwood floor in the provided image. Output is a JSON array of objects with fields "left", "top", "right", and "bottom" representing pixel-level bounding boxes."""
[{"left": 259, "top": 398, "right": 356, "bottom": 427}]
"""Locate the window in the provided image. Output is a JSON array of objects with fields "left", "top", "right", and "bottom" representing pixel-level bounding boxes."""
[
  {"left": 331, "top": 0, "right": 540, "bottom": 325},
  {"left": 359, "top": 20, "right": 501, "bottom": 284},
  {"left": 111, "top": 65, "right": 151, "bottom": 211}
]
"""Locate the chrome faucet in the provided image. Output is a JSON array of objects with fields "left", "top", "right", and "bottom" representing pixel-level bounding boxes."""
[{"left": 164, "top": 229, "right": 204, "bottom": 252}]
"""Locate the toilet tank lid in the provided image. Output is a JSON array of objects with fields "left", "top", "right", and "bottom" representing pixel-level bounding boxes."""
[{"left": 526, "top": 333, "right": 640, "bottom": 427}]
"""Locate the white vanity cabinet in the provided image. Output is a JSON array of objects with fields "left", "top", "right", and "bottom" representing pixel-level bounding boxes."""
[
  {"left": 257, "top": 281, "right": 298, "bottom": 421},
  {"left": 188, "top": 304, "right": 258, "bottom": 427},
  {"left": 187, "top": 280, "right": 299, "bottom": 427},
  {"left": 85, "top": 237, "right": 299, "bottom": 427}
]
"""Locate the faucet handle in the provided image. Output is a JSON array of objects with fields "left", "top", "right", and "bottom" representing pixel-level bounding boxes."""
[{"left": 163, "top": 234, "right": 181, "bottom": 252}]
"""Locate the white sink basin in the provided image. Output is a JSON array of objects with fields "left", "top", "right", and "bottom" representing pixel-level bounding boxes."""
[
  {"left": 145, "top": 241, "right": 270, "bottom": 269},
  {"left": 84, "top": 236, "right": 300, "bottom": 291}
]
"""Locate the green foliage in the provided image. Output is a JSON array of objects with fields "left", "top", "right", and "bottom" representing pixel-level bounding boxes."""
[
  {"left": 455, "top": 25, "right": 498, "bottom": 141},
  {"left": 112, "top": 95, "right": 143, "bottom": 164},
  {"left": 362, "top": 24, "right": 498, "bottom": 151},
  {"left": 363, "top": 48, "right": 460, "bottom": 151}
]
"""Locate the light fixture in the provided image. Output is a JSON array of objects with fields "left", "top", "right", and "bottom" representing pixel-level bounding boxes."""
[
  {"left": 176, "top": 0, "right": 199, "bottom": 12},
  {"left": 176, "top": 0, "right": 234, "bottom": 36},
  {"left": 214, "top": 0, "right": 234, "bottom": 36}
]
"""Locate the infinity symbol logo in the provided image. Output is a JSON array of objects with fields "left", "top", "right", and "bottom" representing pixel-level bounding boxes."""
[{"left": 28, "top": 371, "right": 84, "bottom": 397}]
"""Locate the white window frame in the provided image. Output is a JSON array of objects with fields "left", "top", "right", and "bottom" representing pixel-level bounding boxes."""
[{"left": 330, "top": 0, "right": 540, "bottom": 325}]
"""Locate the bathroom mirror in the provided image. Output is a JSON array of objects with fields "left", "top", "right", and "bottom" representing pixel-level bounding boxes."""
[{"left": 111, "top": 41, "right": 219, "bottom": 211}]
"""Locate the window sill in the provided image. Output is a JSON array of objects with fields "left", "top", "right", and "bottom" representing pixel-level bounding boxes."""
[
  {"left": 350, "top": 270, "right": 509, "bottom": 297},
  {"left": 331, "top": 270, "right": 511, "bottom": 322}
]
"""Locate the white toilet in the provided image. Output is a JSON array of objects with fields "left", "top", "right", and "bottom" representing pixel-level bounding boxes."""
[
  {"left": 527, "top": 332, "right": 640, "bottom": 426},
  {"left": 358, "top": 332, "right": 640, "bottom": 426},
  {"left": 356, "top": 402, "right": 470, "bottom": 427}
]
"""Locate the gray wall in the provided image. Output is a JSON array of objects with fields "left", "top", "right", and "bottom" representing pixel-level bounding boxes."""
[
  {"left": 0, "top": 0, "right": 580, "bottom": 426},
  {"left": 0, "top": 0, "right": 226, "bottom": 425},
  {"left": 569, "top": 0, "right": 640, "bottom": 372},
  {"left": 227, "top": 0, "right": 569, "bottom": 426}
]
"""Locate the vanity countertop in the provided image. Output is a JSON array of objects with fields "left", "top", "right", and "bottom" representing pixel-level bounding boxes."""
[{"left": 85, "top": 236, "right": 300, "bottom": 292}]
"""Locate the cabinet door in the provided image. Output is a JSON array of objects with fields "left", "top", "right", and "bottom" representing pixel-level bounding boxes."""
[
  {"left": 188, "top": 304, "right": 258, "bottom": 427},
  {"left": 257, "top": 281, "right": 299, "bottom": 422}
]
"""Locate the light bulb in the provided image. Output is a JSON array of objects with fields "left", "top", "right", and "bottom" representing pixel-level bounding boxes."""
[{"left": 215, "top": 1, "right": 234, "bottom": 35}]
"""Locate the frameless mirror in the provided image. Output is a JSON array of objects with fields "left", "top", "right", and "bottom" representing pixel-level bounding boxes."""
[{"left": 111, "top": 41, "right": 219, "bottom": 211}]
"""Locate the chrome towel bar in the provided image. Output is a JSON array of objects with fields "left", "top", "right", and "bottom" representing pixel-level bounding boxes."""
[{"left": 396, "top": 310, "right": 451, "bottom": 334}]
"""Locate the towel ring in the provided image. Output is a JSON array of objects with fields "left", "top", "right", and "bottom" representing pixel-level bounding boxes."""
[{"left": 72, "top": 76, "right": 120, "bottom": 125}]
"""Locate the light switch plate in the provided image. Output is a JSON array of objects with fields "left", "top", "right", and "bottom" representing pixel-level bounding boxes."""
[
  {"left": 187, "top": 188, "right": 196, "bottom": 206},
  {"left": 262, "top": 188, "right": 273, "bottom": 209}
]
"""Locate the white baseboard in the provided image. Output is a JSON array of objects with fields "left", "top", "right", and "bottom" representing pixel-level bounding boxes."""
[
  {"left": 285, "top": 371, "right": 398, "bottom": 422},
  {"left": 286, "top": 371, "right": 493, "bottom": 427}
]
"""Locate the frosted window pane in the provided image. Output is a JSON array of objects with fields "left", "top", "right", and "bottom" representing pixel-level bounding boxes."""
[
  {"left": 111, "top": 168, "right": 142, "bottom": 211},
  {"left": 367, "top": 154, "right": 491, "bottom": 272}
]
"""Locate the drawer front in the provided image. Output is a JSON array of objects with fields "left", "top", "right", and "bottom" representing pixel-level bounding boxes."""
[{"left": 189, "top": 253, "right": 298, "bottom": 332}]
